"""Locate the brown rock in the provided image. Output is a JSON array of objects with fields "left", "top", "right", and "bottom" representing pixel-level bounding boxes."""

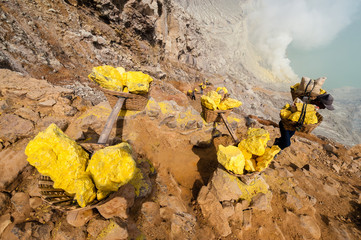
[
  {"left": 87, "top": 219, "right": 108, "bottom": 237},
  {"left": 66, "top": 209, "right": 94, "bottom": 227},
  {"left": 300, "top": 215, "right": 321, "bottom": 239},
  {"left": 0, "top": 114, "right": 34, "bottom": 142},
  {"left": 251, "top": 192, "right": 272, "bottom": 211},
  {"left": 243, "top": 209, "right": 252, "bottom": 230},
  {"left": 100, "top": 220, "right": 128, "bottom": 240},
  {"left": 141, "top": 201, "right": 162, "bottom": 226},
  {"left": 39, "top": 99, "right": 57, "bottom": 107},
  {"left": 170, "top": 212, "right": 196, "bottom": 239},
  {"left": 0, "top": 192, "right": 10, "bottom": 212},
  {"left": 29, "top": 197, "right": 43, "bottom": 209},
  {"left": 37, "top": 116, "right": 69, "bottom": 132},
  {"left": 283, "top": 192, "right": 303, "bottom": 211},
  {"left": 0, "top": 213, "right": 12, "bottom": 236},
  {"left": 14, "top": 107, "right": 40, "bottom": 123},
  {"left": 0, "top": 142, "right": 28, "bottom": 190},
  {"left": 323, "top": 184, "right": 339, "bottom": 196},
  {"left": 197, "top": 186, "right": 231, "bottom": 237},
  {"left": 96, "top": 197, "right": 129, "bottom": 219},
  {"left": 11, "top": 192, "right": 31, "bottom": 223}
]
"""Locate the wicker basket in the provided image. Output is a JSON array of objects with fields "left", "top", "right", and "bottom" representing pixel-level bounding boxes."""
[
  {"left": 97, "top": 86, "right": 150, "bottom": 111},
  {"left": 202, "top": 106, "right": 231, "bottom": 123},
  {"left": 38, "top": 143, "right": 108, "bottom": 212},
  {"left": 290, "top": 88, "right": 318, "bottom": 101},
  {"left": 280, "top": 112, "right": 323, "bottom": 133}
]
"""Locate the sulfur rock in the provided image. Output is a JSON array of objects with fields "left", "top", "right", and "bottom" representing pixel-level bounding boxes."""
[
  {"left": 217, "top": 145, "right": 245, "bottom": 175},
  {"left": 256, "top": 145, "right": 281, "bottom": 172}
]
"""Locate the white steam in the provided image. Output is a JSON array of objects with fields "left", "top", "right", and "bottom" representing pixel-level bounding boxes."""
[{"left": 246, "top": 0, "right": 360, "bottom": 80}]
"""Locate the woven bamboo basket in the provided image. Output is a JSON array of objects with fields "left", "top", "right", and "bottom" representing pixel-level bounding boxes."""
[
  {"left": 290, "top": 88, "right": 319, "bottom": 101},
  {"left": 280, "top": 112, "right": 323, "bottom": 133},
  {"left": 38, "top": 143, "right": 109, "bottom": 212},
  {"left": 202, "top": 106, "right": 231, "bottom": 123},
  {"left": 98, "top": 85, "right": 151, "bottom": 111}
]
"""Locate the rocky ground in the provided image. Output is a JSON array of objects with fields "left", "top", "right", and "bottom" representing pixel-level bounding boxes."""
[{"left": 0, "top": 0, "right": 361, "bottom": 239}]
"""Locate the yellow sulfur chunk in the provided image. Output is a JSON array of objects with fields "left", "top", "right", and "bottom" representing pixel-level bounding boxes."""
[
  {"left": 280, "top": 108, "right": 292, "bottom": 119},
  {"left": 238, "top": 144, "right": 252, "bottom": 160},
  {"left": 88, "top": 65, "right": 124, "bottom": 92},
  {"left": 283, "top": 103, "right": 291, "bottom": 109},
  {"left": 245, "top": 158, "right": 257, "bottom": 172},
  {"left": 218, "top": 98, "right": 242, "bottom": 110},
  {"left": 256, "top": 145, "right": 281, "bottom": 172},
  {"left": 116, "top": 67, "right": 126, "bottom": 75},
  {"left": 240, "top": 128, "right": 270, "bottom": 156},
  {"left": 217, "top": 145, "right": 245, "bottom": 175},
  {"left": 288, "top": 111, "right": 318, "bottom": 124},
  {"left": 290, "top": 83, "right": 300, "bottom": 90},
  {"left": 201, "top": 95, "right": 218, "bottom": 110},
  {"left": 123, "top": 87, "right": 129, "bottom": 93},
  {"left": 294, "top": 103, "right": 315, "bottom": 112},
  {"left": 319, "top": 88, "right": 326, "bottom": 94},
  {"left": 87, "top": 143, "right": 136, "bottom": 200},
  {"left": 216, "top": 87, "right": 228, "bottom": 94},
  {"left": 25, "top": 124, "right": 96, "bottom": 207},
  {"left": 122, "top": 71, "right": 153, "bottom": 94}
]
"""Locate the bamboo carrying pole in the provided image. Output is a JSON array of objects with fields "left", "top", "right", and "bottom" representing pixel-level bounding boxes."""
[
  {"left": 97, "top": 97, "right": 125, "bottom": 144},
  {"left": 219, "top": 113, "right": 239, "bottom": 144}
]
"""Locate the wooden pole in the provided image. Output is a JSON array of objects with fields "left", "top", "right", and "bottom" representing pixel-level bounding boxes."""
[
  {"left": 220, "top": 113, "right": 239, "bottom": 144},
  {"left": 97, "top": 97, "right": 125, "bottom": 144}
]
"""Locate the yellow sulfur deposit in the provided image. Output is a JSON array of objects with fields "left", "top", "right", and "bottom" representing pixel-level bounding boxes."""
[
  {"left": 291, "top": 82, "right": 326, "bottom": 95},
  {"left": 201, "top": 90, "right": 242, "bottom": 111},
  {"left": 25, "top": 124, "right": 96, "bottom": 207},
  {"left": 86, "top": 142, "right": 136, "bottom": 200},
  {"left": 218, "top": 98, "right": 243, "bottom": 110},
  {"left": 239, "top": 128, "right": 270, "bottom": 156},
  {"left": 256, "top": 145, "right": 281, "bottom": 172},
  {"left": 216, "top": 87, "right": 228, "bottom": 94},
  {"left": 294, "top": 102, "right": 315, "bottom": 112},
  {"left": 122, "top": 71, "right": 153, "bottom": 94},
  {"left": 217, "top": 145, "right": 245, "bottom": 175},
  {"left": 245, "top": 158, "right": 257, "bottom": 172},
  {"left": 88, "top": 65, "right": 124, "bottom": 91},
  {"left": 288, "top": 111, "right": 318, "bottom": 124},
  {"left": 88, "top": 65, "right": 152, "bottom": 94},
  {"left": 280, "top": 108, "right": 292, "bottom": 119},
  {"left": 280, "top": 103, "right": 318, "bottom": 125}
]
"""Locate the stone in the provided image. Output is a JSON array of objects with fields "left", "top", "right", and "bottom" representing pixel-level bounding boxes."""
[
  {"left": 159, "top": 195, "right": 187, "bottom": 213},
  {"left": 222, "top": 201, "right": 235, "bottom": 219},
  {"left": 160, "top": 207, "right": 174, "bottom": 221},
  {"left": 11, "top": 192, "right": 31, "bottom": 223},
  {"left": 323, "top": 184, "right": 339, "bottom": 196},
  {"left": 14, "top": 107, "right": 40, "bottom": 122},
  {"left": 243, "top": 209, "right": 252, "bottom": 230},
  {"left": 251, "top": 193, "right": 271, "bottom": 211},
  {"left": 277, "top": 167, "right": 294, "bottom": 178},
  {"left": 87, "top": 219, "right": 109, "bottom": 237},
  {"left": 26, "top": 90, "right": 45, "bottom": 100},
  {"left": 147, "top": 109, "right": 160, "bottom": 118},
  {"left": 332, "top": 164, "right": 340, "bottom": 173},
  {"left": 53, "top": 220, "right": 87, "bottom": 240},
  {"left": 166, "top": 120, "right": 177, "bottom": 128},
  {"left": 323, "top": 144, "right": 335, "bottom": 153},
  {"left": 39, "top": 99, "right": 57, "bottom": 107},
  {"left": 66, "top": 209, "right": 94, "bottom": 227},
  {"left": 98, "top": 220, "right": 128, "bottom": 240},
  {"left": 197, "top": 121, "right": 203, "bottom": 128},
  {"left": 0, "top": 213, "right": 12, "bottom": 236},
  {"left": 29, "top": 197, "right": 43, "bottom": 209},
  {"left": 293, "top": 186, "right": 307, "bottom": 199},
  {"left": 229, "top": 203, "right": 243, "bottom": 225},
  {"left": 0, "top": 192, "right": 10, "bottom": 212},
  {"left": 185, "top": 120, "right": 197, "bottom": 129},
  {"left": 141, "top": 201, "right": 162, "bottom": 226},
  {"left": 0, "top": 141, "right": 28, "bottom": 189},
  {"left": 38, "top": 116, "right": 69, "bottom": 132},
  {"left": 283, "top": 192, "right": 303, "bottom": 211},
  {"left": 96, "top": 197, "right": 129, "bottom": 219},
  {"left": 0, "top": 114, "right": 34, "bottom": 142},
  {"left": 197, "top": 186, "right": 231, "bottom": 237},
  {"left": 300, "top": 215, "right": 321, "bottom": 239},
  {"left": 170, "top": 212, "right": 196, "bottom": 240}
]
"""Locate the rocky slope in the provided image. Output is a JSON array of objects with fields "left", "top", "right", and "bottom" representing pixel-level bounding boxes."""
[{"left": 0, "top": 0, "right": 361, "bottom": 239}]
